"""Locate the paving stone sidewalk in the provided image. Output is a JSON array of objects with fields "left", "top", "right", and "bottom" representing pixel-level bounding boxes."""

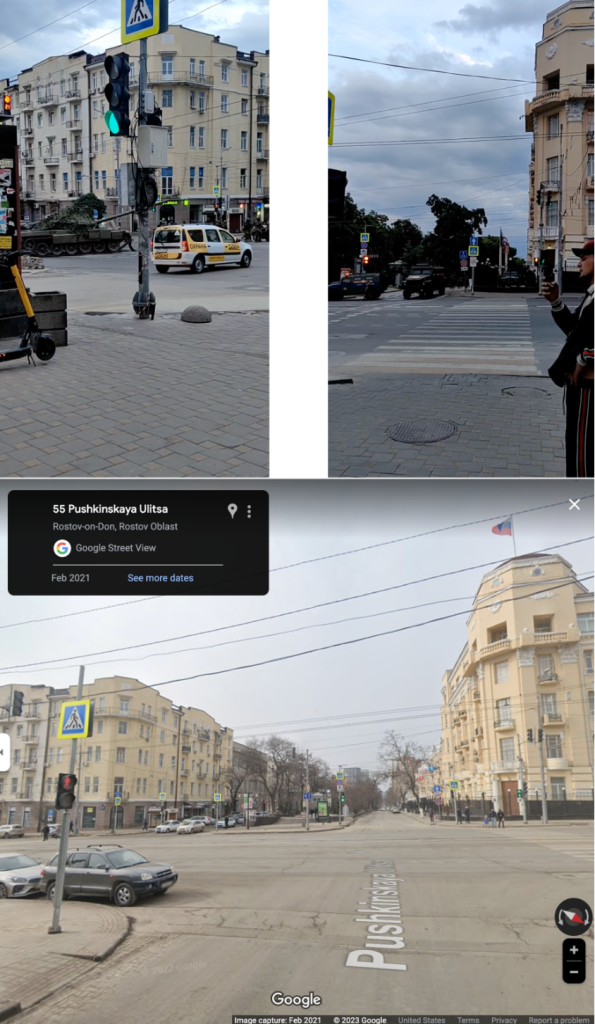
[
  {"left": 0, "top": 899, "right": 130, "bottom": 1018},
  {"left": 329, "top": 372, "right": 566, "bottom": 477},
  {"left": 0, "top": 311, "right": 268, "bottom": 477}
]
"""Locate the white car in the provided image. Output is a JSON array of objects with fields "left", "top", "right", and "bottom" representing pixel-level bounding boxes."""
[
  {"left": 216, "top": 817, "right": 236, "bottom": 828},
  {"left": 155, "top": 820, "right": 181, "bottom": 834},
  {"left": 193, "top": 816, "right": 215, "bottom": 827},
  {"left": 0, "top": 852, "right": 43, "bottom": 898},
  {"left": 0, "top": 824, "right": 26, "bottom": 840},
  {"left": 177, "top": 820, "right": 205, "bottom": 834},
  {"left": 151, "top": 224, "right": 252, "bottom": 274}
]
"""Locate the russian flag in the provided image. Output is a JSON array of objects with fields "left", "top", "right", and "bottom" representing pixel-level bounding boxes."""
[{"left": 492, "top": 520, "right": 513, "bottom": 536}]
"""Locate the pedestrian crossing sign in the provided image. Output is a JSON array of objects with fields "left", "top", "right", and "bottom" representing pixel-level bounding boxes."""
[
  {"left": 58, "top": 700, "right": 92, "bottom": 739},
  {"left": 122, "top": 0, "right": 168, "bottom": 44},
  {"left": 214, "top": 793, "right": 222, "bottom": 802},
  {"left": 213, "top": 186, "right": 221, "bottom": 197},
  {"left": 468, "top": 245, "right": 479, "bottom": 257},
  {"left": 449, "top": 780, "right": 459, "bottom": 790},
  {"left": 159, "top": 792, "right": 166, "bottom": 801}
]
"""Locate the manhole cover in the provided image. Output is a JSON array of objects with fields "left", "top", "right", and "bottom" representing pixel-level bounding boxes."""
[
  {"left": 388, "top": 418, "right": 457, "bottom": 444},
  {"left": 502, "top": 386, "right": 550, "bottom": 398}
]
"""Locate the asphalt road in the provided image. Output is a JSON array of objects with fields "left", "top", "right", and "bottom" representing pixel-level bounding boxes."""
[
  {"left": 24, "top": 242, "right": 269, "bottom": 314},
  {"left": 15, "top": 812, "right": 594, "bottom": 1021},
  {"left": 329, "top": 291, "right": 575, "bottom": 377}
]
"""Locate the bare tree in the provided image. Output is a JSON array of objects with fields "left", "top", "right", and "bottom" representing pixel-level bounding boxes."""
[
  {"left": 222, "top": 745, "right": 265, "bottom": 812},
  {"left": 377, "top": 732, "right": 430, "bottom": 807},
  {"left": 345, "top": 777, "right": 382, "bottom": 815}
]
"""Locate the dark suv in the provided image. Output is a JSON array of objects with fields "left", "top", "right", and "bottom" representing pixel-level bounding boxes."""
[
  {"left": 403, "top": 265, "right": 446, "bottom": 300},
  {"left": 40, "top": 845, "right": 178, "bottom": 908}
]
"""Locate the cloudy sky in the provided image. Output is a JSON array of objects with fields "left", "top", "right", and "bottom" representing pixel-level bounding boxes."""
[
  {"left": 0, "top": 0, "right": 269, "bottom": 82},
  {"left": 329, "top": 0, "right": 556, "bottom": 258},
  {"left": 1, "top": 480, "right": 592, "bottom": 778}
]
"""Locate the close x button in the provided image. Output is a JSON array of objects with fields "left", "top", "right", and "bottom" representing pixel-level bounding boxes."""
[{"left": 563, "top": 938, "right": 586, "bottom": 983}]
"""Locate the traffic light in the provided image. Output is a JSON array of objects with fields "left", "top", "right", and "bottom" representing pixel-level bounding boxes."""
[
  {"left": 104, "top": 52, "right": 131, "bottom": 137},
  {"left": 145, "top": 106, "right": 162, "bottom": 127},
  {"left": 537, "top": 728, "right": 543, "bottom": 743},
  {"left": 533, "top": 256, "right": 539, "bottom": 266},
  {"left": 362, "top": 255, "right": 370, "bottom": 265},
  {"left": 523, "top": 782, "right": 528, "bottom": 798},
  {"left": 340, "top": 793, "right": 345, "bottom": 803},
  {"left": 527, "top": 728, "right": 534, "bottom": 743},
  {"left": 329, "top": 167, "right": 347, "bottom": 221},
  {"left": 546, "top": 191, "right": 553, "bottom": 207},
  {"left": 2, "top": 93, "right": 10, "bottom": 116},
  {"left": 11, "top": 691, "right": 24, "bottom": 716},
  {"left": 536, "top": 189, "right": 542, "bottom": 206},
  {"left": 55, "top": 773, "right": 77, "bottom": 810}
]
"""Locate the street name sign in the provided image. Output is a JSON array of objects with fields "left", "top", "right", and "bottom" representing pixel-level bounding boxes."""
[
  {"left": 122, "top": 0, "right": 168, "bottom": 44},
  {"left": 58, "top": 700, "right": 92, "bottom": 739}
]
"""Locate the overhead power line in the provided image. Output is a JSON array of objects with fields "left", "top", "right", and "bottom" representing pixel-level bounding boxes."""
[{"left": 328, "top": 53, "right": 535, "bottom": 83}]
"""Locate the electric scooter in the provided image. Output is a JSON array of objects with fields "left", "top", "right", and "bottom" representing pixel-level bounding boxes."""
[{"left": 0, "top": 248, "right": 56, "bottom": 365}]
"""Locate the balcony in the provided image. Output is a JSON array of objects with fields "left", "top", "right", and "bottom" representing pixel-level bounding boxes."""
[
  {"left": 95, "top": 705, "right": 158, "bottom": 723},
  {"left": 66, "top": 119, "right": 82, "bottom": 130},
  {"left": 546, "top": 757, "right": 569, "bottom": 770},
  {"left": 196, "top": 769, "right": 207, "bottom": 778},
  {"left": 541, "top": 225, "right": 559, "bottom": 238},
  {"left": 490, "top": 760, "right": 518, "bottom": 773},
  {"left": 256, "top": 112, "right": 269, "bottom": 125},
  {"left": 65, "top": 89, "right": 81, "bottom": 99},
  {"left": 23, "top": 155, "right": 34, "bottom": 165},
  {"left": 542, "top": 712, "right": 564, "bottom": 726},
  {"left": 472, "top": 690, "right": 481, "bottom": 700},
  {"left": 21, "top": 98, "right": 34, "bottom": 112},
  {"left": 22, "top": 760, "right": 37, "bottom": 770},
  {"left": 475, "top": 726, "right": 483, "bottom": 737},
  {"left": 23, "top": 735, "right": 39, "bottom": 743},
  {"left": 199, "top": 729, "right": 211, "bottom": 740},
  {"left": 43, "top": 154, "right": 59, "bottom": 165},
  {"left": 494, "top": 718, "right": 515, "bottom": 731},
  {"left": 25, "top": 709, "right": 39, "bottom": 719},
  {"left": 538, "top": 671, "right": 558, "bottom": 684},
  {"left": 39, "top": 94, "right": 56, "bottom": 107},
  {"left": 105, "top": 187, "right": 119, "bottom": 197},
  {"left": 160, "top": 187, "right": 180, "bottom": 198},
  {"left": 181, "top": 744, "right": 191, "bottom": 753},
  {"left": 257, "top": 86, "right": 269, "bottom": 96},
  {"left": 586, "top": 176, "right": 594, "bottom": 191},
  {"left": 479, "top": 638, "right": 511, "bottom": 657},
  {"left": 256, "top": 148, "right": 268, "bottom": 159},
  {"left": 22, "top": 126, "right": 34, "bottom": 137},
  {"left": 534, "top": 630, "right": 567, "bottom": 644},
  {"left": 68, "top": 151, "right": 83, "bottom": 162},
  {"left": 529, "top": 83, "right": 594, "bottom": 115},
  {"left": 143, "top": 71, "right": 214, "bottom": 88},
  {"left": 213, "top": 749, "right": 222, "bottom": 759},
  {"left": 180, "top": 769, "right": 189, "bottom": 777}
]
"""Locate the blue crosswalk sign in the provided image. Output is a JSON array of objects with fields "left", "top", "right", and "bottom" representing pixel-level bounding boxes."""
[
  {"left": 122, "top": 0, "right": 167, "bottom": 44},
  {"left": 58, "top": 700, "right": 91, "bottom": 738}
]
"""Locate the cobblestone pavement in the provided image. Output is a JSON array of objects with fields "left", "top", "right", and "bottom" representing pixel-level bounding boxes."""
[
  {"left": 0, "top": 311, "right": 268, "bottom": 477},
  {"left": 329, "top": 373, "right": 566, "bottom": 477}
]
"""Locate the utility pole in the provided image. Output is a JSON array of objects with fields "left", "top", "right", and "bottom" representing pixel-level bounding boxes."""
[
  {"left": 537, "top": 728, "right": 549, "bottom": 825},
  {"left": 133, "top": 37, "right": 154, "bottom": 320},
  {"left": 49, "top": 666, "right": 84, "bottom": 934},
  {"left": 305, "top": 750, "right": 310, "bottom": 832},
  {"left": 556, "top": 168, "right": 564, "bottom": 299},
  {"left": 538, "top": 183, "right": 544, "bottom": 291},
  {"left": 516, "top": 734, "right": 528, "bottom": 825},
  {"left": 114, "top": 137, "right": 122, "bottom": 218}
]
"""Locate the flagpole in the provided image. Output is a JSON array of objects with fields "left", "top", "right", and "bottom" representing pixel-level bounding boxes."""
[
  {"left": 511, "top": 515, "right": 517, "bottom": 557},
  {"left": 499, "top": 230, "right": 502, "bottom": 278}
]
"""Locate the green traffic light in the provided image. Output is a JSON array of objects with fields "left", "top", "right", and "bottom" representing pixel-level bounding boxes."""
[{"left": 105, "top": 110, "right": 119, "bottom": 134}]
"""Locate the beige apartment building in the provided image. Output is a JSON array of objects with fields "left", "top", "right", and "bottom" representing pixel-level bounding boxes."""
[
  {"left": 0, "top": 676, "right": 233, "bottom": 830},
  {"left": 439, "top": 553, "right": 593, "bottom": 817},
  {"left": 524, "top": 1, "right": 594, "bottom": 278},
  {"left": 7, "top": 26, "right": 269, "bottom": 232}
]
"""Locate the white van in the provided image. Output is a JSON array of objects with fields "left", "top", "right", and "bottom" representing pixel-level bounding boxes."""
[{"left": 151, "top": 224, "right": 252, "bottom": 274}]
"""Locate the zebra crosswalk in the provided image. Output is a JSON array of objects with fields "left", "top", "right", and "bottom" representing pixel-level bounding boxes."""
[{"left": 348, "top": 300, "right": 539, "bottom": 375}]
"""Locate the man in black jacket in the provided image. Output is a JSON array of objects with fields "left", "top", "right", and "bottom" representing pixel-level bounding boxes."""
[{"left": 544, "top": 239, "right": 593, "bottom": 477}]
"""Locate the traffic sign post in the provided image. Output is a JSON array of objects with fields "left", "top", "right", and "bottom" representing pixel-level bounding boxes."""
[
  {"left": 328, "top": 91, "right": 335, "bottom": 146},
  {"left": 336, "top": 770, "right": 345, "bottom": 781},
  {"left": 360, "top": 233, "right": 370, "bottom": 244},
  {"left": 58, "top": 700, "right": 92, "bottom": 739},
  {"left": 122, "top": 0, "right": 168, "bottom": 44},
  {"left": 213, "top": 185, "right": 221, "bottom": 197},
  {"left": 50, "top": 666, "right": 85, "bottom": 935},
  {"left": 159, "top": 791, "right": 166, "bottom": 802},
  {"left": 469, "top": 237, "right": 479, "bottom": 295},
  {"left": 459, "top": 250, "right": 467, "bottom": 259}
]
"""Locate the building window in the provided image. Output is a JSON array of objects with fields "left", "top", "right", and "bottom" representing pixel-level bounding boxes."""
[
  {"left": 547, "top": 114, "right": 559, "bottom": 139},
  {"left": 198, "top": 60, "right": 206, "bottom": 80},
  {"left": 94, "top": 170, "right": 99, "bottom": 190},
  {"left": 190, "top": 91, "right": 196, "bottom": 109},
  {"left": 198, "top": 167, "right": 204, "bottom": 188},
  {"left": 92, "top": 72, "right": 97, "bottom": 91},
  {"left": 494, "top": 660, "right": 509, "bottom": 684},
  {"left": 496, "top": 697, "right": 512, "bottom": 725},
  {"left": 144, "top": 750, "right": 149, "bottom": 766},
  {"left": 37, "top": 113, "right": 43, "bottom": 127},
  {"left": 120, "top": 698, "right": 130, "bottom": 712},
  {"left": 170, "top": 780, "right": 174, "bottom": 795},
  {"left": 221, "top": 167, "right": 227, "bottom": 188},
  {"left": 50, "top": 173, "right": 56, "bottom": 192},
  {"left": 256, "top": 131, "right": 263, "bottom": 154},
  {"left": 541, "top": 692, "right": 558, "bottom": 716},
  {"left": 189, "top": 125, "right": 195, "bottom": 147},
  {"left": 198, "top": 127, "right": 204, "bottom": 148},
  {"left": 546, "top": 156, "right": 558, "bottom": 184},
  {"left": 61, "top": 138, "right": 67, "bottom": 155},
  {"left": 220, "top": 128, "right": 228, "bottom": 149},
  {"left": 101, "top": 169, "right": 106, "bottom": 190},
  {"left": 241, "top": 69, "right": 248, "bottom": 87},
  {"left": 161, "top": 710, "right": 167, "bottom": 723},
  {"left": 545, "top": 734, "right": 563, "bottom": 759},
  {"left": 584, "top": 650, "right": 593, "bottom": 674},
  {"left": 137, "top": 778, "right": 142, "bottom": 794},
  {"left": 240, "top": 167, "right": 247, "bottom": 188},
  {"left": 100, "top": 71, "right": 105, "bottom": 88},
  {"left": 93, "top": 134, "right": 98, "bottom": 152},
  {"left": 587, "top": 199, "right": 594, "bottom": 227},
  {"left": 159, "top": 753, "right": 164, "bottom": 767},
  {"left": 10, "top": 779, "right": 17, "bottom": 794},
  {"left": 161, "top": 57, "right": 173, "bottom": 79},
  {"left": 546, "top": 200, "right": 559, "bottom": 228},
  {"left": 499, "top": 736, "right": 515, "bottom": 762},
  {"left": 162, "top": 89, "right": 173, "bottom": 108},
  {"left": 190, "top": 58, "right": 196, "bottom": 76},
  {"left": 577, "top": 613, "right": 594, "bottom": 636},
  {"left": 538, "top": 653, "right": 556, "bottom": 681},
  {"left": 241, "top": 98, "right": 248, "bottom": 115},
  {"left": 167, "top": 126, "right": 173, "bottom": 147},
  {"left": 116, "top": 747, "right": 126, "bottom": 763},
  {"left": 550, "top": 777, "right": 567, "bottom": 800},
  {"left": 199, "top": 92, "right": 205, "bottom": 113},
  {"left": 138, "top": 749, "right": 142, "bottom": 764},
  {"left": 93, "top": 101, "right": 98, "bottom": 120},
  {"left": 240, "top": 130, "right": 248, "bottom": 151},
  {"left": 101, "top": 133, "right": 106, "bottom": 153},
  {"left": 221, "top": 94, "right": 228, "bottom": 112},
  {"left": 95, "top": 746, "right": 101, "bottom": 761},
  {"left": 534, "top": 616, "right": 553, "bottom": 634},
  {"left": 57, "top": 748, "right": 63, "bottom": 764},
  {"left": 189, "top": 166, "right": 195, "bottom": 188},
  {"left": 588, "top": 690, "right": 594, "bottom": 715},
  {"left": 221, "top": 63, "right": 228, "bottom": 82},
  {"left": 84, "top": 777, "right": 90, "bottom": 794},
  {"left": 92, "top": 777, "right": 99, "bottom": 793},
  {"left": 588, "top": 153, "right": 594, "bottom": 179},
  {"left": 75, "top": 103, "right": 82, "bottom": 119},
  {"left": 38, "top": 174, "right": 44, "bottom": 192},
  {"left": 63, "top": 172, "right": 68, "bottom": 191},
  {"left": 49, "top": 111, "right": 54, "bottom": 126}
]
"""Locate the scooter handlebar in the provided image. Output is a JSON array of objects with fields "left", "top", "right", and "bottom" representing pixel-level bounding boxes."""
[{"left": 0, "top": 248, "right": 23, "bottom": 266}]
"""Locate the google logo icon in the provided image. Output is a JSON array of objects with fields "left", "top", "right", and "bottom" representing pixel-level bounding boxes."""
[{"left": 53, "top": 539, "right": 71, "bottom": 558}]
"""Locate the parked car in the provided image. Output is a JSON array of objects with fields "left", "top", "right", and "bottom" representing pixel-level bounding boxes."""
[
  {"left": 0, "top": 853, "right": 43, "bottom": 898},
  {"left": 177, "top": 819, "right": 205, "bottom": 834},
  {"left": 192, "top": 816, "right": 215, "bottom": 827},
  {"left": 154, "top": 820, "right": 181, "bottom": 834},
  {"left": 47, "top": 824, "right": 61, "bottom": 838},
  {"left": 40, "top": 845, "right": 178, "bottom": 907},
  {"left": 0, "top": 824, "right": 26, "bottom": 840},
  {"left": 216, "top": 817, "right": 236, "bottom": 828},
  {"left": 499, "top": 271, "right": 522, "bottom": 290}
]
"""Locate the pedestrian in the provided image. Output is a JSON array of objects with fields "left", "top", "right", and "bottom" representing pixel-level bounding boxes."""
[
  {"left": 464, "top": 804, "right": 471, "bottom": 824},
  {"left": 42, "top": 824, "right": 50, "bottom": 841},
  {"left": 429, "top": 808, "right": 435, "bottom": 824},
  {"left": 497, "top": 809, "right": 505, "bottom": 829},
  {"left": 224, "top": 814, "right": 229, "bottom": 829},
  {"left": 483, "top": 813, "right": 490, "bottom": 828},
  {"left": 490, "top": 808, "right": 497, "bottom": 828},
  {"left": 69, "top": 820, "right": 74, "bottom": 833},
  {"left": 543, "top": 238, "right": 593, "bottom": 477},
  {"left": 142, "top": 818, "right": 148, "bottom": 831}
]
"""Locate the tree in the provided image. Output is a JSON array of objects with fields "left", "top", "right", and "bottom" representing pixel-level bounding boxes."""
[
  {"left": 221, "top": 744, "right": 265, "bottom": 813},
  {"left": 391, "top": 218, "right": 425, "bottom": 267},
  {"left": 244, "top": 735, "right": 295, "bottom": 813},
  {"left": 424, "top": 194, "right": 488, "bottom": 276},
  {"left": 377, "top": 732, "right": 431, "bottom": 807},
  {"left": 345, "top": 776, "right": 382, "bottom": 815}
]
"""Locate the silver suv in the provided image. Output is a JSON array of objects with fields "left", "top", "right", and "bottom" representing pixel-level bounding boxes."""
[{"left": 40, "top": 844, "right": 178, "bottom": 907}]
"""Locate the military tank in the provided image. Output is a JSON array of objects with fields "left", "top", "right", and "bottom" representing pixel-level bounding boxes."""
[{"left": 20, "top": 191, "right": 134, "bottom": 257}]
